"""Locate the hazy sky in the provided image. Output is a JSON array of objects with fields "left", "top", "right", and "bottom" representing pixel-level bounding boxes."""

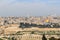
[{"left": 0, "top": 0, "right": 60, "bottom": 16}]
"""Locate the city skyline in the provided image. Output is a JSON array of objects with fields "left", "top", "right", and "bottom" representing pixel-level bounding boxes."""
[{"left": 0, "top": 0, "right": 60, "bottom": 16}]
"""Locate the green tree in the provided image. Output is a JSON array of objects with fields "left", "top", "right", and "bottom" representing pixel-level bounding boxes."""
[{"left": 0, "top": 38, "right": 3, "bottom": 40}]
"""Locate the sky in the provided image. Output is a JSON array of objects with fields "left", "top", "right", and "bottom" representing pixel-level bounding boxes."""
[{"left": 0, "top": 0, "right": 60, "bottom": 16}]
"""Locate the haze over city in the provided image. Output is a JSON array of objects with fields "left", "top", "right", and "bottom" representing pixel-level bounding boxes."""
[{"left": 0, "top": 0, "right": 60, "bottom": 16}]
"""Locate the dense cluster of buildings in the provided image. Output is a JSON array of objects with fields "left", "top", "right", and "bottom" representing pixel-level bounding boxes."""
[
  {"left": 0, "top": 16, "right": 60, "bottom": 26},
  {"left": 0, "top": 16, "right": 60, "bottom": 31},
  {"left": 0, "top": 16, "right": 60, "bottom": 40},
  {"left": 0, "top": 16, "right": 60, "bottom": 28}
]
